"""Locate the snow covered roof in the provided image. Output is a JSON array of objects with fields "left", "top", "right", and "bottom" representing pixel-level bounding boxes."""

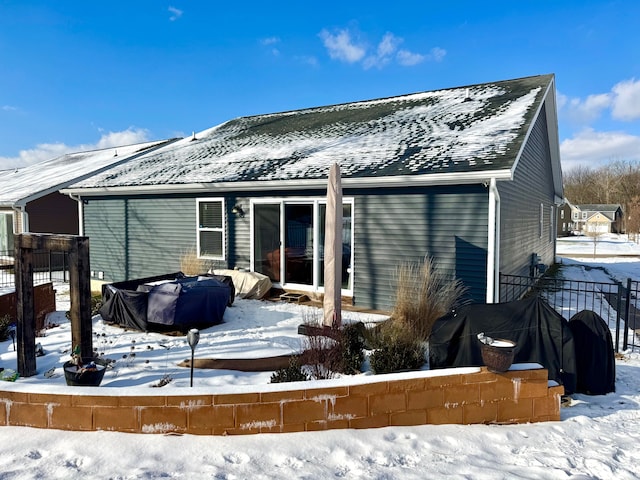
[
  {"left": 0, "top": 139, "right": 176, "bottom": 207},
  {"left": 66, "top": 74, "right": 557, "bottom": 194},
  {"left": 576, "top": 204, "right": 622, "bottom": 213}
]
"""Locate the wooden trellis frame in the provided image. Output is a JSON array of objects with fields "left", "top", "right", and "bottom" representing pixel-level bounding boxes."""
[{"left": 16, "top": 234, "right": 92, "bottom": 377}]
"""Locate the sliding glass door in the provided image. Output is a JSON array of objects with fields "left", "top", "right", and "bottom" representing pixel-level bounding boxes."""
[
  {"left": 251, "top": 199, "right": 353, "bottom": 294},
  {"left": 253, "top": 203, "right": 281, "bottom": 282},
  {"left": 284, "top": 204, "right": 314, "bottom": 285}
]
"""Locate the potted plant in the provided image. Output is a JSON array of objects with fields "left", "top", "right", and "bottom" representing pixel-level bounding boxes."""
[{"left": 63, "top": 345, "right": 109, "bottom": 386}]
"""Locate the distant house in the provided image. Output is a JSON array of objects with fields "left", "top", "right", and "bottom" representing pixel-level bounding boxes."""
[
  {"left": 572, "top": 204, "right": 623, "bottom": 234},
  {"left": 0, "top": 140, "right": 175, "bottom": 254},
  {"left": 556, "top": 200, "right": 575, "bottom": 237},
  {"left": 63, "top": 74, "right": 563, "bottom": 310}
]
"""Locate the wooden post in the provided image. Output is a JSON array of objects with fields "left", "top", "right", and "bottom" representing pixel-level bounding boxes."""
[
  {"left": 68, "top": 237, "right": 93, "bottom": 359},
  {"left": 15, "top": 233, "right": 92, "bottom": 377},
  {"left": 16, "top": 236, "right": 36, "bottom": 377}
]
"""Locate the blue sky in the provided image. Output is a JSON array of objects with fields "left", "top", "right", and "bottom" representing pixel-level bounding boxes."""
[{"left": 1, "top": 1, "right": 639, "bottom": 172}]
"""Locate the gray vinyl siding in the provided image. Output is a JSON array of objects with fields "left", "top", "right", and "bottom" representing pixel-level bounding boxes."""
[
  {"left": 125, "top": 197, "right": 197, "bottom": 278},
  {"left": 352, "top": 185, "right": 489, "bottom": 310},
  {"left": 84, "top": 196, "right": 230, "bottom": 283},
  {"left": 83, "top": 195, "right": 257, "bottom": 283},
  {"left": 83, "top": 187, "right": 489, "bottom": 309},
  {"left": 83, "top": 198, "right": 127, "bottom": 282},
  {"left": 498, "top": 105, "right": 556, "bottom": 281}
]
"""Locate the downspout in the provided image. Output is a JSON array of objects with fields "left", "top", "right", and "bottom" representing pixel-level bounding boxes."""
[
  {"left": 486, "top": 178, "right": 500, "bottom": 303},
  {"left": 13, "top": 204, "right": 29, "bottom": 233},
  {"left": 67, "top": 193, "right": 84, "bottom": 236}
]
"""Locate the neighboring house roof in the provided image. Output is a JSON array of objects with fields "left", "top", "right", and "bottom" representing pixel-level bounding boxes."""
[
  {"left": 575, "top": 204, "right": 622, "bottom": 213},
  {"left": 64, "top": 74, "right": 562, "bottom": 197},
  {"left": 0, "top": 139, "right": 177, "bottom": 207}
]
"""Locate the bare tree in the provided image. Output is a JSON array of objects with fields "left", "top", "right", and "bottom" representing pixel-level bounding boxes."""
[
  {"left": 627, "top": 195, "right": 640, "bottom": 243},
  {"left": 584, "top": 218, "right": 608, "bottom": 257},
  {"left": 564, "top": 160, "right": 640, "bottom": 234}
]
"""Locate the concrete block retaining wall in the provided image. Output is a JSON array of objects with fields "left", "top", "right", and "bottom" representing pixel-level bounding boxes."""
[{"left": 0, "top": 365, "right": 563, "bottom": 435}]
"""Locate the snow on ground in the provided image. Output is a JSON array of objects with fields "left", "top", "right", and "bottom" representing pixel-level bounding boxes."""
[{"left": 0, "top": 234, "right": 639, "bottom": 478}]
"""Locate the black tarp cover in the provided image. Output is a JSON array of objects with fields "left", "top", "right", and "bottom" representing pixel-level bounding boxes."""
[
  {"left": 568, "top": 310, "right": 616, "bottom": 395},
  {"left": 99, "top": 273, "right": 233, "bottom": 333},
  {"left": 429, "top": 296, "right": 577, "bottom": 394}
]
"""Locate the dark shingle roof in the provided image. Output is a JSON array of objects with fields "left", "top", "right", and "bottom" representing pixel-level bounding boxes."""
[
  {"left": 69, "top": 74, "right": 554, "bottom": 191},
  {"left": 576, "top": 204, "right": 622, "bottom": 212}
]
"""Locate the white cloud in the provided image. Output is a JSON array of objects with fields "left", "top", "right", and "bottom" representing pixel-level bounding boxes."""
[
  {"left": 295, "top": 55, "right": 319, "bottom": 67},
  {"left": 560, "top": 128, "right": 640, "bottom": 171},
  {"left": 363, "top": 32, "right": 402, "bottom": 69},
  {"left": 562, "top": 92, "right": 612, "bottom": 125},
  {"left": 559, "top": 78, "right": 640, "bottom": 125},
  {"left": 259, "top": 37, "right": 281, "bottom": 57},
  {"left": 397, "top": 49, "right": 425, "bottom": 66},
  {"left": 319, "top": 29, "right": 366, "bottom": 63},
  {"left": 611, "top": 78, "right": 640, "bottom": 121},
  {"left": 260, "top": 37, "right": 280, "bottom": 46},
  {"left": 0, "top": 128, "right": 150, "bottom": 170},
  {"left": 2, "top": 105, "right": 18, "bottom": 112},
  {"left": 168, "top": 6, "right": 183, "bottom": 21},
  {"left": 427, "top": 47, "right": 446, "bottom": 62},
  {"left": 377, "top": 32, "right": 401, "bottom": 58},
  {"left": 320, "top": 28, "right": 442, "bottom": 70}
]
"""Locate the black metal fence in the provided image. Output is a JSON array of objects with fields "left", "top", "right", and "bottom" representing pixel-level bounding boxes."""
[
  {"left": 500, "top": 273, "right": 640, "bottom": 353},
  {"left": 0, "top": 250, "right": 69, "bottom": 288}
]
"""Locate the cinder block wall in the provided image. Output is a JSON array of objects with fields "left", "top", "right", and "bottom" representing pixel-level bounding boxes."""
[{"left": 0, "top": 366, "right": 562, "bottom": 435}]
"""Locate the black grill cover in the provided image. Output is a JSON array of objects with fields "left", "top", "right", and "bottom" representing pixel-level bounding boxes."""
[
  {"left": 429, "top": 296, "right": 577, "bottom": 394},
  {"left": 569, "top": 310, "right": 615, "bottom": 395}
]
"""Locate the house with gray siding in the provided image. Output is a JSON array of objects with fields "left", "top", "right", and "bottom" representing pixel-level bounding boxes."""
[
  {"left": 556, "top": 200, "right": 576, "bottom": 237},
  {"left": 62, "top": 74, "right": 562, "bottom": 310}
]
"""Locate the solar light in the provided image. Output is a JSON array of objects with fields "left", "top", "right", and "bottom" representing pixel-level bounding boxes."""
[{"left": 187, "top": 328, "right": 200, "bottom": 387}]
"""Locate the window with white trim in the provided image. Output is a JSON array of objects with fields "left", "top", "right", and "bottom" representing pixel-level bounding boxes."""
[
  {"left": 197, "top": 198, "right": 225, "bottom": 260},
  {"left": 549, "top": 205, "right": 554, "bottom": 242}
]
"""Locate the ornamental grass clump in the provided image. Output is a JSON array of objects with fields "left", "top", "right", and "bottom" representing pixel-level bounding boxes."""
[
  {"left": 390, "top": 256, "right": 467, "bottom": 342},
  {"left": 180, "top": 247, "right": 208, "bottom": 276}
]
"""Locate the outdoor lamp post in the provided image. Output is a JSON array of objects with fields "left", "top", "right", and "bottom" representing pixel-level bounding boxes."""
[{"left": 187, "top": 328, "right": 200, "bottom": 387}]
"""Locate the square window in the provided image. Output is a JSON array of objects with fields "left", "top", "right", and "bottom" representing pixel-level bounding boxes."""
[{"left": 197, "top": 199, "right": 225, "bottom": 260}]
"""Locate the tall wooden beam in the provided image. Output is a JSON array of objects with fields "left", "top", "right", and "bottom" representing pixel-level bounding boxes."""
[
  {"left": 16, "top": 238, "right": 36, "bottom": 377},
  {"left": 68, "top": 237, "right": 93, "bottom": 359}
]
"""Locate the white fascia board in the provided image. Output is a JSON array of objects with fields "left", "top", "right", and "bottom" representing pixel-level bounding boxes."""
[{"left": 61, "top": 169, "right": 513, "bottom": 196}]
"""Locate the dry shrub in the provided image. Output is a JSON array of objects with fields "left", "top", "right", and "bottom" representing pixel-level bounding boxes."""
[
  {"left": 390, "top": 256, "right": 466, "bottom": 342},
  {"left": 180, "top": 247, "right": 207, "bottom": 276},
  {"left": 297, "top": 308, "right": 366, "bottom": 379},
  {"left": 302, "top": 332, "right": 343, "bottom": 380}
]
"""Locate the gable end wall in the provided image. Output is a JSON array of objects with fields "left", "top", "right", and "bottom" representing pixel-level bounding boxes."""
[{"left": 498, "top": 104, "right": 556, "bottom": 284}]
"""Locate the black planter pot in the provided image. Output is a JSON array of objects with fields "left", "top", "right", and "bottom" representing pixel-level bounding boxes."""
[{"left": 63, "top": 357, "right": 108, "bottom": 386}]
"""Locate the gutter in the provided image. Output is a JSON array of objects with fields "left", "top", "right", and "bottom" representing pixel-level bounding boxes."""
[
  {"left": 486, "top": 178, "right": 500, "bottom": 303},
  {"left": 60, "top": 169, "right": 514, "bottom": 196}
]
